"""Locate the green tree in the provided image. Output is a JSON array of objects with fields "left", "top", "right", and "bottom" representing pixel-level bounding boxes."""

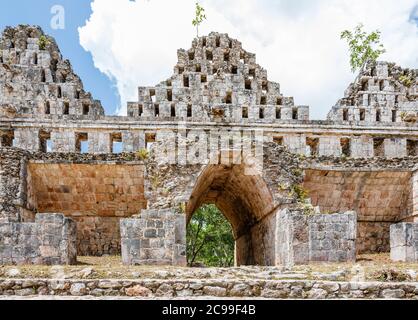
[
  {"left": 187, "top": 204, "right": 234, "bottom": 267},
  {"left": 341, "top": 23, "right": 386, "bottom": 73},
  {"left": 192, "top": 2, "right": 207, "bottom": 37}
]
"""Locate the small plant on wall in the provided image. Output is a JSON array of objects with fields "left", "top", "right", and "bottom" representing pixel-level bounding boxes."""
[
  {"left": 38, "top": 35, "right": 50, "bottom": 50},
  {"left": 192, "top": 2, "right": 207, "bottom": 37},
  {"left": 136, "top": 148, "right": 149, "bottom": 160},
  {"left": 341, "top": 23, "right": 386, "bottom": 73}
]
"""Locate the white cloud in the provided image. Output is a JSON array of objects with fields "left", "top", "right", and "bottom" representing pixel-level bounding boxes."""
[{"left": 79, "top": 0, "right": 418, "bottom": 118}]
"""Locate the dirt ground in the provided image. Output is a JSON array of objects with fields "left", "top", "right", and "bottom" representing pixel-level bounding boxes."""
[{"left": 1, "top": 253, "right": 417, "bottom": 282}]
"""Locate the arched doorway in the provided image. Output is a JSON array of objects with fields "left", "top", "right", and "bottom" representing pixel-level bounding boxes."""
[{"left": 186, "top": 163, "right": 277, "bottom": 266}]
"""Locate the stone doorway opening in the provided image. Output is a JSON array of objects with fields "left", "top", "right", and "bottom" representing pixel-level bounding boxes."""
[
  {"left": 186, "top": 163, "right": 277, "bottom": 266},
  {"left": 186, "top": 204, "right": 235, "bottom": 267},
  {"left": 26, "top": 162, "right": 147, "bottom": 258}
]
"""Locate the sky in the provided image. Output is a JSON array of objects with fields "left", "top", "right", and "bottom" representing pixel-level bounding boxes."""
[{"left": 1, "top": 0, "right": 418, "bottom": 119}]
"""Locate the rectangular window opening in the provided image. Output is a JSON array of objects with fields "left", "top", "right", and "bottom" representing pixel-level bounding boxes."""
[
  {"left": 373, "top": 138, "right": 385, "bottom": 157},
  {"left": 75, "top": 132, "right": 88, "bottom": 153},
  {"left": 154, "top": 104, "right": 160, "bottom": 117},
  {"left": 392, "top": 110, "right": 397, "bottom": 123},
  {"left": 407, "top": 140, "right": 418, "bottom": 156},
  {"left": 224, "top": 51, "right": 230, "bottom": 62},
  {"left": 206, "top": 50, "right": 213, "bottom": 61},
  {"left": 343, "top": 108, "right": 349, "bottom": 121},
  {"left": 306, "top": 137, "right": 319, "bottom": 156},
  {"left": 188, "top": 51, "right": 195, "bottom": 60},
  {"left": 359, "top": 109, "right": 366, "bottom": 121},
  {"left": 201, "top": 74, "right": 207, "bottom": 83},
  {"left": 171, "top": 104, "right": 176, "bottom": 117},
  {"left": 340, "top": 138, "right": 351, "bottom": 157},
  {"left": 167, "top": 89, "right": 173, "bottom": 102},
  {"left": 276, "top": 107, "right": 281, "bottom": 119},
  {"left": 187, "top": 104, "right": 192, "bottom": 118},
  {"left": 292, "top": 108, "right": 298, "bottom": 120},
  {"left": 231, "top": 65, "right": 238, "bottom": 74},
  {"left": 63, "top": 102, "right": 70, "bottom": 115},
  {"left": 82, "top": 103, "right": 90, "bottom": 115},
  {"left": 145, "top": 133, "right": 156, "bottom": 151},
  {"left": 259, "top": 107, "right": 265, "bottom": 119},
  {"left": 149, "top": 89, "right": 156, "bottom": 103},
  {"left": 242, "top": 106, "right": 248, "bottom": 119},
  {"left": 195, "top": 64, "right": 201, "bottom": 72},
  {"left": 260, "top": 96, "right": 267, "bottom": 105},
  {"left": 41, "top": 69, "right": 46, "bottom": 82},
  {"left": 183, "top": 75, "right": 189, "bottom": 87},
  {"left": 245, "top": 79, "right": 252, "bottom": 90},
  {"left": 216, "top": 36, "right": 220, "bottom": 47},
  {"left": 273, "top": 136, "right": 283, "bottom": 145},
  {"left": 111, "top": 133, "right": 123, "bottom": 154},
  {"left": 138, "top": 104, "right": 143, "bottom": 117},
  {"left": 39, "top": 131, "right": 51, "bottom": 153},
  {"left": 249, "top": 68, "right": 256, "bottom": 78},
  {"left": 45, "top": 101, "right": 50, "bottom": 115},
  {"left": 225, "top": 92, "right": 232, "bottom": 104},
  {"left": 376, "top": 109, "right": 381, "bottom": 122}
]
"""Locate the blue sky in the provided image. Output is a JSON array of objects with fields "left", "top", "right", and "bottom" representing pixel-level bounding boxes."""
[
  {"left": 0, "top": 0, "right": 119, "bottom": 114},
  {"left": 1, "top": 0, "right": 417, "bottom": 118}
]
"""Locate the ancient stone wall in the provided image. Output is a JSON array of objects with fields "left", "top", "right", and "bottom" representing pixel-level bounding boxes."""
[
  {"left": 127, "top": 32, "right": 308, "bottom": 124},
  {"left": 0, "top": 148, "right": 29, "bottom": 222},
  {"left": 120, "top": 209, "right": 186, "bottom": 266},
  {"left": 276, "top": 209, "right": 357, "bottom": 267},
  {"left": 0, "top": 213, "right": 76, "bottom": 265},
  {"left": 390, "top": 222, "right": 418, "bottom": 262},
  {"left": 0, "top": 25, "right": 104, "bottom": 117},
  {"left": 328, "top": 61, "right": 418, "bottom": 124}
]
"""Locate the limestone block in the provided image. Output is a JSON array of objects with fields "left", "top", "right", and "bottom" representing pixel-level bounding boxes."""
[
  {"left": 276, "top": 209, "right": 357, "bottom": 267},
  {"left": 390, "top": 223, "right": 418, "bottom": 262},
  {"left": 0, "top": 213, "right": 77, "bottom": 265},
  {"left": 120, "top": 209, "right": 186, "bottom": 266}
]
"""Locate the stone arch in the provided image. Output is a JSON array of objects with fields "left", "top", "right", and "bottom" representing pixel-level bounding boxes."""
[{"left": 186, "top": 162, "right": 277, "bottom": 266}]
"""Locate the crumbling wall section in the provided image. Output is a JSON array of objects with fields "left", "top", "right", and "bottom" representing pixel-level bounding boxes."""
[
  {"left": 390, "top": 222, "right": 418, "bottom": 262},
  {"left": 120, "top": 209, "right": 186, "bottom": 266},
  {"left": 276, "top": 209, "right": 357, "bottom": 267},
  {"left": 0, "top": 213, "right": 77, "bottom": 265}
]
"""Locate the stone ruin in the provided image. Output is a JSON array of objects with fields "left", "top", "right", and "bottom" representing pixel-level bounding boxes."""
[{"left": 0, "top": 25, "right": 417, "bottom": 266}]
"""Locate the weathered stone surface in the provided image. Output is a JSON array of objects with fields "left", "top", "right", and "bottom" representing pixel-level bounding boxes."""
[
  {"left": 0, "top": 278, "right": 417, "bottom": 299},
  {"left": 120, "top": 209, "right": 186, "bottom": 266},
  {"left": 0, "top": 25, "right": 417, "bottom": 268},
  {"left": 390, "top": 223, "right": 418, "bottom": 262},
  {"left": 0, "top": 213, "right": 76, "bottom": 265},
  {"left": 276, "top": 209, "right": 357, "bottom": 267}
]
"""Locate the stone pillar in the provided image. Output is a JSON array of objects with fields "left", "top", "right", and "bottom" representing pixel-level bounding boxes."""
[
  {"left": 384, "top": 138, "right": 407, "bottom": 158},
  {"left": 13, "top": 128, "right": 40, "bottom": 151},
  {"left": 390, "top": 223, "right": 418, "bottom": 262},
  {"left": 51, "top": 130, "right": 76, "bottom": 153},
  {"left": 0, "top": 213, "right": 77, "bottom": 265},
  {"left": 350, "top": 136, "right": 374, "bottom": 158},
  {"left": 276, "top": 209, "right": 357, "bottom": 267},
  {"left": 122, "top": 131, "right": 145, "bottom": 153},
  {"left": 88, "top": 132, "right": 112, "bottom": 154},
  {"left": 318, "top": 136, "right": 342, "bottom": 157},
  {"left": 120, "top": 209, "right": 186, "bottom": 266}
]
